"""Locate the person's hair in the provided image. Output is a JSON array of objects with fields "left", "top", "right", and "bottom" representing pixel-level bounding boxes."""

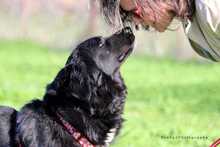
[
  {"left": 100, "top": 0, "right": 123, "bottom": 28},
  {"left": 173, "top": 0, "right": 195, "bottom": 19},
  {"left": 100, "top": 0, "right": 195, "bottom": 29}
]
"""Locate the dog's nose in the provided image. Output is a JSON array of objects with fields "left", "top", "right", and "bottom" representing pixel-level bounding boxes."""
[
  {"left": 122, "top": 27, "right": 133, "bottom": 35},
  {"left": 122, "top": 27, "right": 135, "bottom": 44}
]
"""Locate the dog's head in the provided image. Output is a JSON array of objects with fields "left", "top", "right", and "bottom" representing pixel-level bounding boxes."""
[
  {"left": 44, "top": 27, "right": 134, "bottom": 144},
  {"left": 45, "top": 27, "right": 134, "bottom": 109},
  {"left": 67, "top": 27, "right": 135, "bottom": 76}
]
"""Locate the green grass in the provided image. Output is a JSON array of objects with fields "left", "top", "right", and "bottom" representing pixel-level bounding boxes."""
[{"left": 0, "top": 40, "right": 220, "bottom": 147}]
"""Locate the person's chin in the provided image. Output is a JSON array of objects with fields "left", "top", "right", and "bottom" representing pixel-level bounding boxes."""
[{"left": 153, "top": 22, "right": 170, "bottom": 32}]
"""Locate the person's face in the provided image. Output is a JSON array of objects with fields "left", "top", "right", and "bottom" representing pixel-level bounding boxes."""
[
  {"left": 120, "top": 0, "right": 175, "bottom": 32},
  {"left": 120, "top": 0, "right": 144, "bottom": 26}
]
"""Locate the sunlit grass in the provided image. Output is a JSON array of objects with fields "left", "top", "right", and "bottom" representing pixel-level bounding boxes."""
[{"left": 0, "top": 40, "right": 219, "bottom": 147}]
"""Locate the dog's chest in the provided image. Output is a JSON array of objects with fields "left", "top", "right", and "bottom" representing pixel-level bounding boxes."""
[{"left": 104, "top": 128, "right": 117, "bottom": 146}]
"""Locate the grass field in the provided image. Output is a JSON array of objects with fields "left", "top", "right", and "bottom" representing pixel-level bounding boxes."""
[{"left": 0, "top": 40, "right": 220, "bottom": 147}]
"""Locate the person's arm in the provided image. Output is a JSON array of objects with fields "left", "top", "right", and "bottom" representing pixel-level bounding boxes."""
[{"left": 184, "top": 0, "right": 220, "bottom": 61}]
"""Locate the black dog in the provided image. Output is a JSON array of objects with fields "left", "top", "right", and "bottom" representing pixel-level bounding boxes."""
[{"left": 0, "top": 27, "right": 135, "bottom": 147}]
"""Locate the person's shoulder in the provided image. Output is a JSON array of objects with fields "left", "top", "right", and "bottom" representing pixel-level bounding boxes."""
[
  {"left": 195, "top": 0, "right": 220, "bottom": 34},
  {"left": 196, "top": 0, "right": 220, "bottom": 16},
  {"left": 196, "top": 0, "right": 220, "bottom": 21},
  {"left": 197, "top": 0, "right": 220, "bottom": 7},
  {"left": 181, "top": 0, "right": 220, "bottom": 61}
]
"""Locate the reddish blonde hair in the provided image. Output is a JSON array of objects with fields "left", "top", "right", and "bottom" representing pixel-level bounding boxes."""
[
  {"left": 172, "top": 0, "right": 195, "bottom": 19},
  {"left": 100, "top": 0, "right": 195, "bottom": 29}
]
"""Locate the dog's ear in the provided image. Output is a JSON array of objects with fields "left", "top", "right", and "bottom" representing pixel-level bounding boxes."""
[
  {"left": 45, "top": 66, "right": 67, "bottom": 96},
  {"left": 45, "top": 61, "right": 93, "bottom": 102},
  {"left": 46, "top": 87, "right": 57, "bottom": 96},
  {"left": 65, "top": 48, "right": 80, "bottom": 65}
]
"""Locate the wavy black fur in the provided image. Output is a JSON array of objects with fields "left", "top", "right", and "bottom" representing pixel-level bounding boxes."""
[{"left": 0, "top": 27, "right": 134, "bottom": 147}]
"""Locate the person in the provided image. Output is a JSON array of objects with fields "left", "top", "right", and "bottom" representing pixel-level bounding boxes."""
[{"left": 99, "top": 0, "right": 220, "bottom": 61}]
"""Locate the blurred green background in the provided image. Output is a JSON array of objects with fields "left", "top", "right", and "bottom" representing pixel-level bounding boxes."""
[{"left": 0, "top": 0, "right": 219, "bottom": 147}]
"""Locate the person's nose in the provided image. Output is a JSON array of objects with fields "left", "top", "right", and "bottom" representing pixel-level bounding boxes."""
[{"left": 120, "top": 0, "right": 137, "bottom": 11}]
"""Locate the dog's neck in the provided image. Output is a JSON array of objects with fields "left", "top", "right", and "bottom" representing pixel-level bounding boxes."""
[{"left": 43, "top": 61, "right": 126, "bottom": 145}]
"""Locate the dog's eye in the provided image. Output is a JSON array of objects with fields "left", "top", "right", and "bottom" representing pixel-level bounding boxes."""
[
  {"left": 105, "top": 40, "right": 111, "bottom": 47},
  {"left": 99, "top": 39, "right": 105, "bottom": 47}
]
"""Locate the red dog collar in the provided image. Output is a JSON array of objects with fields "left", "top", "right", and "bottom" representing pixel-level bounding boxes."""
[
  {"left": 57, "top": 113, "right": 95, "bottom": 147},
  {"left": 16, "top": 112, "right": 95, "bottom": 147}
]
